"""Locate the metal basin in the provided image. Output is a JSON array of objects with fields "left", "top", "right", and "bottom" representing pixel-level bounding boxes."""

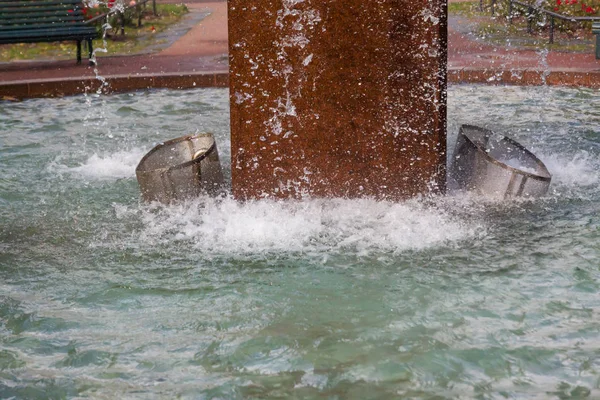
[
  {"left": 135, "top": 133, "right": 224, "bottom": 203},
  {"left": 449, "top": 125, "right": 551, "bottom": 198}
]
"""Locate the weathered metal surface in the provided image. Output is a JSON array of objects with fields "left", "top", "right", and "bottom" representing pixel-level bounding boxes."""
[
  {"left": 228, "top": 0, "right": 447, "bottom": 200},
  {"left": 449, "top": 125, "right": 551, "bottom": 198},
  {"left": 136, "top": 133, "right": 225, "bottom": 203}
]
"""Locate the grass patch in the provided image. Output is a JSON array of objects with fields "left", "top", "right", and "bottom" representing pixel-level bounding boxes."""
[
  {"left": 0, "top": 3, "right": 188, "bottom": 62},
  {"left": 449, "top": 1, "right": 482, "bottom": 17}
]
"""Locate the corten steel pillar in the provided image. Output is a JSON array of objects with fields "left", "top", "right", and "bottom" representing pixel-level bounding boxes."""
[{"left": 228, "top": 0, "right": 447, "bottom": 200}]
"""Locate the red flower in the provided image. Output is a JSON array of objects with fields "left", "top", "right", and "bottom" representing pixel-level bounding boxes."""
[
  {"left": 554, "top": 6, "right": 559, "bottom": 10},
  {"left": 586, "top": 5, "right": 594, "bottom": 12},
  {"left": 556, "top": 0, "right": 562, "bottom": 5}
]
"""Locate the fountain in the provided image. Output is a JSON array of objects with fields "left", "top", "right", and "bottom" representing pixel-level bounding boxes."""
[
  {"left": 135, "top": 0, "right": 551, "bottom": 204},
  {"left": 1, "top": 0, "right": 599, "bottom": 398},
  {"left": 1, "top": 86, "right": 599, "bottom": 398}
]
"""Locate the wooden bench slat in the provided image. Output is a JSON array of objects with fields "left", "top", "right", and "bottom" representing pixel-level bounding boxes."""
[
  {"left": 0, "top": 9, "right": 81, "bottom": 15},
  {"left": 0, "top": 21, "right": 89, "bottom": 30},
  {"left": 0, "top": 28, "right": 97, "bottom": 43},
  {"left": 0, "top": 5, "right": 83, "bottom": 13},
  {"left": 0, "top": 29, "right": 96, "bottom": 37},
  {"left": 0, "top": 35, "right": 95, "bottom": 45},
  {"left": 0, "top": 3, "right": 83, "bottom": 8},
  {"left": 0, "top": 34, "right": 96, "bottom": 44},
  {"left": 0, "top": 13, "right": 83, "bottom": 23},
  {"left": 0, "top": 10, "right": 83, "bottom": 19},
  {"left": 0, "top": 0, "right": 84, "bottom": 6},
  {"left": 0, "top": 13, "right": 84, "bottom": 20},
  {"left": 0, "top": 25, "right": 95, "bottom": 35}
]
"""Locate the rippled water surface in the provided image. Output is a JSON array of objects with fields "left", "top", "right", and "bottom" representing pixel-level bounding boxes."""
[{"left": 1, "top": 86, "right": 599, "bottom": 399}]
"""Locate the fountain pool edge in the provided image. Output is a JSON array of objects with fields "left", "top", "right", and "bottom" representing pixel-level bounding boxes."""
[
  {"left": 451, "top": 68, "right": 600, "bottom": 88},
  {"left": 1, "top": 68, "right": 600, "bottom": 100},
  {"left": 0, "top": 71, "right": 229, "bottom": 100}
]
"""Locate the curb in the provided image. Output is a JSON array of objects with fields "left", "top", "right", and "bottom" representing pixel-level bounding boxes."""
[
  {"left": 0, "top": 71, "right": 229, "bottom": 99},
  {"left": 2, "top": 68, "right": 599, "bottom": 100},
  {"left": 448, "top": 68, "right": 600, "bottom": 88}
]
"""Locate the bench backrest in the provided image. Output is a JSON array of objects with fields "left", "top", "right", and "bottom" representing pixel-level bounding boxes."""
[{"left": 0, "top": 0, "right": 90, "bottom": 32}]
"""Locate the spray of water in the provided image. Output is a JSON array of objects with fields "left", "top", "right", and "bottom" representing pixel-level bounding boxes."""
[
  {"left": 84, "top": 0, "right": 132, "bottom": 94},
  {"left": 33, "top": 84, "right": 595, "bottom": 259},
  {"left": 106, "top": 195, "right": 485, "bottom": 257}
]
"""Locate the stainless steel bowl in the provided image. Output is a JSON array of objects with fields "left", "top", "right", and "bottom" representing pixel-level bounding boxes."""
[
  {"left": 135, "top": 133, "right": 225, "bottom": 203},
  {"left": 449, "top": 125, "right": 551, "bottom": 198}
]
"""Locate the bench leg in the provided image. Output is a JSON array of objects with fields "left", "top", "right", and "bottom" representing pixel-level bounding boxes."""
[
  {"left": 88, "top": 39, "right": 95, "bottom": 65},
  {"left": 76, "top": 40, "right": 82, "bottom": 64}
]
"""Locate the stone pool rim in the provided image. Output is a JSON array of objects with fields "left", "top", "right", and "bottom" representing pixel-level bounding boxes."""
[{"left": 1, "top": 68, "right": 600, "bottom": 100}]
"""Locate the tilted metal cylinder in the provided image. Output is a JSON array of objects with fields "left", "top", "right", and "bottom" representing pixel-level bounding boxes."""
[
  {"left": 135, "top": 133, "right": 224, "bottom": 203},
  {"left": 449, "top": 125, "right": 551, "bottom": 198}
]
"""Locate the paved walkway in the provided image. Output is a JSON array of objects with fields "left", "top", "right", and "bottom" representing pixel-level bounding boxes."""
[
  {"left": 1, "top": 0, "right": 599, "bottom": 97},
  {"left": 0, "top": 2, "right": 227, "bottom": 82}
]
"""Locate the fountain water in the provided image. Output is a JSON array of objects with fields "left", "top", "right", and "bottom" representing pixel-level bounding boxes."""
[
  {"left": 0, "top": 1, "right": 598, "bottom": 398},
  {"left": 1, "top": 85, "right": 599, "bottom": 398}
]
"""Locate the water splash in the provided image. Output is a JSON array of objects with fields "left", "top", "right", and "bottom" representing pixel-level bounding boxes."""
[
  {"left": 537, "top": 47, "right": 551, "bottom": 85},
  {"left": 264, "top": 0, "right": 321, "bottom": 138},
  {"left": 541, "top": 150, "right": 600, "bottom": 188},
  {"left": 48, "top": 149, "right": 147, "bottom": 180},
  {"left": 103, "top": 195, "right": 485, "bottom": 257},
  {"left": 2, "top": 86, "right": 600, "bottom": 399},
  {"left": 85, "top": 0, "right": 133, "bottom": 94}
]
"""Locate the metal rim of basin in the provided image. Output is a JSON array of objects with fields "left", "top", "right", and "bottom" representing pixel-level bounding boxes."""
[
  {"left": 135, "top": 133, "right": 216, "bottom": 176},
  {"left": 459, "top": 124, "right": 551, "bottom": 182}
]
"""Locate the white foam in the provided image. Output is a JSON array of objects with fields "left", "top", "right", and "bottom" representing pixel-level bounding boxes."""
[
  {"left": 50, "top": 149, "right": 146, "bottom": 180},
  {"left": 540, "top": 150, "right": 599, "bottom": 188},
  {"left": 117, "top": 196, "right": 485, "bottom": 256}
]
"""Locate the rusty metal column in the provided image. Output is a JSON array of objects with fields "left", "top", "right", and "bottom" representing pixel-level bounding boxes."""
[{"left": 228, "top": 0, "right": 447, "bottom": 201}]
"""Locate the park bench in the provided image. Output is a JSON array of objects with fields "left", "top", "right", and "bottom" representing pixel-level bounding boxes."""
[
  {"left": 0, "top": 0, "right": 99, "bottom": 64},
  {"left": 593, "top": 22, "right": 600, "bottom": 59}
]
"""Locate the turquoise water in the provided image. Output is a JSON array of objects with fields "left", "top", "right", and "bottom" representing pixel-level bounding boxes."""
[{"left": 1, "top": 86, "right": 599, "bottom": 399}]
